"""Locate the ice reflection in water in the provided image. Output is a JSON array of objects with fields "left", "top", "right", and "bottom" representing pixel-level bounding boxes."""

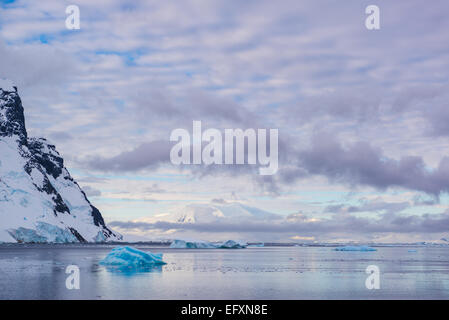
[{"left": 0, "top": 244, "right": 448, "bottom": 299}]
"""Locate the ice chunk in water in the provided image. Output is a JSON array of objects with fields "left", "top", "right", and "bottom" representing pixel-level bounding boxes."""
[
  {"left": 100, "top": 246, "right": 166, "bottom": 266},
  {"left": 334, "top": 246, "right": 377, "bottom": 252}
]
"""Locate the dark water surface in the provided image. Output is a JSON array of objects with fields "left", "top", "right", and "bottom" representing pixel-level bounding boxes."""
[{"left": 0, "top": 244, "right": 448, "bottom": 299}]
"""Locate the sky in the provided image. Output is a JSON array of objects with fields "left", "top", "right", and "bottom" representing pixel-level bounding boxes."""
[{"left": 1, "top": 0, "right": 449, "bottom": 243}]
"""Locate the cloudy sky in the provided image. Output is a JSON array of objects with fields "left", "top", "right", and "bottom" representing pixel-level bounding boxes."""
[{"left": 1, "top": 0, "right": 449, "bottom": 242}]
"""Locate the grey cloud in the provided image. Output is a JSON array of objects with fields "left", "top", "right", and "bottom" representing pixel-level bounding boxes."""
[
  {"left": 325, "top": 200, "right": 410, "bottom": 214},
  {"left": 48, "top": 131, "right": 73, "bottom": 142},
  {"left": 286, "top": 88, "right": 383, "bottom": 124},
  {"left": 413, "top": 194, "right": 439, "bottom": 206},
  {"left": 81, "top": 185, "right": 102, "bottom": 197},
  {"left": 390, "top": 84, "right": 449, "bottom": 136},
  {"left": 86, "top": 140, "right": 172, "bottom": 172},
  {"left": 0, "top": 40, "right": 76, "bottom": 88},
  {"left": 132, "top": 88, "right": 260, "bottom": 128},
  {"left": 294, "top": 134, "right": 449, "bottom": 197}
]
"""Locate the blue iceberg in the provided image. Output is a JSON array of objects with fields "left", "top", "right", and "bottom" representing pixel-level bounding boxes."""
[
  {"left": 334, "top": 246, "right": 377, "bottom": 252},
  {"left": 100, "top": 246, "right": 166, "bottom": 266},
  {"left": 218, "top": 240, "right": 247, "bottom": 249},
  {"left": 170, "top": 239, "right": 247, "bottom": 249},
  {"left": 170, "top": 239, "right": 218, "bottom": 249}
]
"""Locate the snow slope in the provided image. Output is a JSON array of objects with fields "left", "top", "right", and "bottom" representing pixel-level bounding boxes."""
[{"left": 0, "top": 83, "right": 122, "bottom": 243}]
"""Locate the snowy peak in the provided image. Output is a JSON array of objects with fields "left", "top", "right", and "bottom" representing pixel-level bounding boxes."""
[
  {"left": 0, "top": 79, "right": 16, "bottom": 93},
  {"left": 147, "top": 202, "right": 282, "bottom": 224},
  {"left": 0, "top": 85, "right": 27, "bottom": 145},
  {"left": 0, "top": 85, "right": 121, "bottom": 243}
]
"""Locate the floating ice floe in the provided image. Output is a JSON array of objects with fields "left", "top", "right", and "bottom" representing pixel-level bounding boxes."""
[
  {"left": 100, "top": 246, "right": 166, "bottom": 266},
  {"left": 334, "top": 246, "right": 377, "bottom": 252}
]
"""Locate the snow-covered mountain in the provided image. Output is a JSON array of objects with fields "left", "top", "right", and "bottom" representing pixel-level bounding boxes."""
[
  {"left": 140, "top": 202, "right": 282, "bottom": 224},
  {"left": 117, "top": 202, "right": 283, "bottom": 242},
  {"left": 0, "top": 81, "right": 122, "bottom": 243}
]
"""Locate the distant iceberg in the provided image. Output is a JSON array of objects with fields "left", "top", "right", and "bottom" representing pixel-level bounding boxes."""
[
  {"left": 170, "top": 239, "right": 218, "bottom": 249},
  {"left": 100, "top": 246, "right": 166, "bottom": 266},
  {"left": 218, "top": 240, "right": 247, "bottom": 249},
  {"left": 170, "top": 239, "right": 247, "bottom": 249},
  {"left": 334, "top": 246, "right": 377, "bottom": 252}
]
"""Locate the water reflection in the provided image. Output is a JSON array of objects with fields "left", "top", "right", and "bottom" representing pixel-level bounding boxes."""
[
  {"left": 0, "top": 245, "right": 448, "bottom": 299},
  {"left": 101, "top": 264, "right": 164, "bottom": 276}
]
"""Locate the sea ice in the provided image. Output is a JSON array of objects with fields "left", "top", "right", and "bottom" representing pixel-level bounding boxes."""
[
  {"left": 100, "top": 246, "right": 166, "bottom": 266},
  {"left": 334, "top": 246, "right": 377, "bottom": 252}
]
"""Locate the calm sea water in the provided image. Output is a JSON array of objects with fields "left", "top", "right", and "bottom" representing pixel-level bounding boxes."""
[{"left": 0, "top": 244, "right": 448, "bottom": 299}]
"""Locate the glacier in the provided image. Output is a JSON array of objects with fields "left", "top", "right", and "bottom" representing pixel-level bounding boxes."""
[
  {"left": 334, "top": 246, "right": 377, "bottom": 252},
  {"left": 0, "top": 82, "right": 122, "bottom": 243},
  {"left": 7, "top": 222, "right": 78, "bottom": 243},
  {"left": 100, "top": 246, "right": 166, "bottom": 266}
]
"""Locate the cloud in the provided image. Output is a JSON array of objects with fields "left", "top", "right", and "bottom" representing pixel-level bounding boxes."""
[
  {"left": 324, "top": 199, "right": 410, "bottom": 214},
  {"left": 293, "top": 134, "right": 449, "bottom": 197},
  {"left": 48, "top": 131, "right": 73, "bottom": 142},
  {"left": 81, "top": 185, "right": 102, "bottom": 197},
  {"left": 85, "top": 140, "right": 172, "bottom": 172},
  {"left": 0, "top": 40, "right": 76, "bottom": 88}
]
